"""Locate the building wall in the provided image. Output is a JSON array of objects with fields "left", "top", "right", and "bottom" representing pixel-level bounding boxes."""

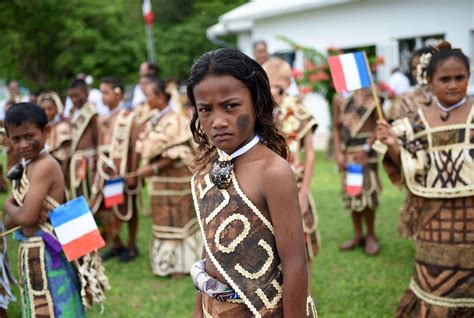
[
  {"left": 236, "top": 0, "right": 473, "bottom": 150},
  {"left": 241, "top": 0, "right": 472, "bottom": 79}
]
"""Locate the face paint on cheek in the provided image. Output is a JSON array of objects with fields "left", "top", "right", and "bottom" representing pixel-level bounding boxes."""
[
  {"left": 236, "top": 114, "right": 250, "bottom": 133},
  {"left": 31, "top": 139, "right": 41, "bottom": 152}
]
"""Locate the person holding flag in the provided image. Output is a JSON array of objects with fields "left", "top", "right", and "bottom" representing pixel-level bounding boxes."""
[
  {"left": 89, "top": 77, "right": 140, "bottom": 262},
  {"left": 377, "top": 42, "right": 474, "bottom": 317},
  {"left": 3, "top": 103, "right": 87, "bottom": 317},
  {"left": 330, "top": 51, "right": 382, "bottom": 255}
]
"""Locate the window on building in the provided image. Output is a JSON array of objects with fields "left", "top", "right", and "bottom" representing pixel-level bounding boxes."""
[
  {"left": 398, "top": 34, "right": 444, "bottom": 84},
  {"left": 273, "top": 50, "right": 296, "bottom": 67}
]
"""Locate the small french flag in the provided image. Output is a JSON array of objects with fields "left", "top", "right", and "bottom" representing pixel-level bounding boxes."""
[
  {"left": 345, "top": 164, "right": 364, "bottom": 196},
  {"left": 50, "top": 196, "right": 105, "bottom": 262},
  {"left": 142, "top": 0, "right": 154, "bottom": 25},
  {"left": 328, "top": 52, "right": 371, "bottom": 93},
  {"left": 103, "top": 177, "right": 125, "bottom": 208}
]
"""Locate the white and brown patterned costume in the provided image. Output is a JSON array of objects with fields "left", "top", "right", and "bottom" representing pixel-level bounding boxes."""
[
  {"left": 133, "top": 102, "right": 155, "bottom": 130},
  {"left": 388, "top": 87, "right": 433, "bottom": 238},
  {"left": 383, "top": 105, "right": 474, "bottom": 317},
  {"left": 136, "top": 108, "right": 201, "bottom": 276},
  {"left": 47, "top": 118, "right": 72, "bottom": 182},
  {"left": 132, "top": 102, "right": 157, "bottom": 216},
  {"left": 336, "top": 92, "right": 381, "bottom": 212},
  {"left": 69, "top": 102, "right": 97, "bottom": 200},
  {"left": 90, "top": 109, "right": 137, "bottom": 236},
  {"left": 390, "top": 87, "right": 432, "bottom": 122},
  {"left": 192, "top": 171, "right": 317, "bottom": 317},
  {"left": 277, "top": 96, "right": 320, "bottom": 259}
]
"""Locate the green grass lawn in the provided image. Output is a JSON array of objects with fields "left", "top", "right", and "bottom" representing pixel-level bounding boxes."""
[{"left": 4, "top": 152, "right": 413, "bottom": 317}]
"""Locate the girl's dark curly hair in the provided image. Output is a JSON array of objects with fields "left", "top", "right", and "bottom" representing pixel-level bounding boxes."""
[{"left": 187, "top": 48, "right": 288, "bottom": 171}]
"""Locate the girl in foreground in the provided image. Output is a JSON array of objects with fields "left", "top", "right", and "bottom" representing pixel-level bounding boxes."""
[{"left": 188, "top": 48, "right": 316, "bottom": 317}]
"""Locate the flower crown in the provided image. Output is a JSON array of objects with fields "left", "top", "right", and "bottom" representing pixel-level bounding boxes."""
[
  {"left": 416, "top": 53, "right": 431, "bottom": 86},
  {"left": 416, "top": 46, "right": 440, "bottom": 86}
]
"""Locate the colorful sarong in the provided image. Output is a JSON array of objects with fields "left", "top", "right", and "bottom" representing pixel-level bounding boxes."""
[{"left": 15, "top": 229, "right": 85, "bottom": 318}]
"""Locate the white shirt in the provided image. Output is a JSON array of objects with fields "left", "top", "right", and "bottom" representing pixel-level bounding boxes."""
[
  {"left": 131, "top": 84, "right": 146, "bottom": 109},
  {"left": 387, "top": 71, "right": 411, "bottom": 97}
]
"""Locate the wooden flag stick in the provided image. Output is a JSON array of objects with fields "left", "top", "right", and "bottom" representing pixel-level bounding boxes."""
[
  {"left": 125, "top": 171, "right": 139, "bottom": 179},
  {"left": 1, "top": 226, "right": 20, "bottom": 237},
  {"left": 363, "top": 51, "right": 384, "bottom": 120}
]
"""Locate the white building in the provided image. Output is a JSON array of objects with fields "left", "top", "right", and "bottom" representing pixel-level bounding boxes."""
[{"left": 208, "top": 0, "right": 474, "bottom": 149}]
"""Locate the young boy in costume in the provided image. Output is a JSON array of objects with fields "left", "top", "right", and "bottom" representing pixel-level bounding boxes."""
[
  {"left": 263, "top": 57, "right": 320, "bottom": 263},
  {"left": 68, "top": 79, "right": 98, "bottom": 201},
  {"left": 38, "top": 91, "right": 72, "bottom": 181},
  {"left": 188, "top": 48, "right": 316, "bottom": 317},
  {"left": 3, "top": 103, "right": 86, "bottom": 317},
  {"left": 332, "top": 88, "right": 381, "bottom": 255},
  {"left": 135, "top": 78, "right": 201, "bottom": 277},
  {"left": 90, "top": 77, "right": 140, "bottom": 262},
  {"left": 377, "top": 42, "right": 474, "bottom": 317}
]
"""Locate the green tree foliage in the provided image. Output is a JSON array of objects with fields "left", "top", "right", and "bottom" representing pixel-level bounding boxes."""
[
  {"left": 0, "top": 0, "right": 145, "bottom": 91},
  {"left": 0, "top": 0, "right": 245, "bottom": 92},
  {"left": 152, "top": 0, "right": 246, "bottom": 80}
]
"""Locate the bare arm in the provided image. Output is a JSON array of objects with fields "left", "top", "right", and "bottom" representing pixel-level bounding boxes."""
[
  {"left": 4, "top": 160, "right": 54, "bottom": 226},
  {"left": 191, "top": 293, "right": 203, "bottom": 318},
  {"left": 136, "top": 157, "right": 174, "bottom": 178},
  {"left": 4, "top": 213, "right": 16, "bottom": 230},
  {"left": 126, "top": 121, "right": 139, "bottom": 188},
  {"left": 264, "top": 161, "right": 308, "bottom": 317},
  {"left": 376, "top": 120, "right": 401, "bottom": 167},
  {"left": 91, "top": 115, "right": 99, "bottom": 148},
  {"left": 300, "top": 131, "right": 315, "bottom": 195},
  {"left": 191, "top": 248, "right": 206, "bottom": 318}
]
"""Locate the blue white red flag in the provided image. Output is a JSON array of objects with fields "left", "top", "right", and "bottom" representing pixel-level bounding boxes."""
[
  {"left": 49, "top": 196, "right": 105, "bottom": 262},
  {"left": 345, "top": 164, "right": 364, "bottom": 196},
  {"left": 103, "top": 177, "right": 125, "bottom": 208},
  {"left": 328, "top": 52, "right": 371, "bottom": 93}
]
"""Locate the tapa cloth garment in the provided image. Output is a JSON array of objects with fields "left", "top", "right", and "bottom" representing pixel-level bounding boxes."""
[
  {"left": 136, "top": 108, "right": 201, "bottom": 276},
  {"left": 383, "top": 106, "right": 474, "bottom": 317},
  {"left": 193, "top": 171, "right": 318, "bottom": 318},
  {"left": 336, "top": 92, "right": 381, "bottom": 212}
]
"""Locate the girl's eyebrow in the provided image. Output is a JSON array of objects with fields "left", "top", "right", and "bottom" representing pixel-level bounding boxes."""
[
  {"left": 219, "top": 97, "right": 241, "bottom": 105},
  {"left": 196, "top": 102, "right": 210, "bottom": 107}
]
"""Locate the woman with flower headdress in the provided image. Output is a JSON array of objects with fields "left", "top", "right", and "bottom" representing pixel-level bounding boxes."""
[
  {"left": 377, "top": 41, "right": 474, "bottom": 317},
  {"left": 38, "top": 92, "right": 72, "bottom": 181}
]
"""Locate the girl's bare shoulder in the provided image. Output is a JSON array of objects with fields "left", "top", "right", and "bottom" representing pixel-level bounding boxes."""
[
  {"left": 31, "top": 153, "right": 63, "bottom": 177},
  {"left": 257, "top": 145, "right": 294, "bottom": 182}
]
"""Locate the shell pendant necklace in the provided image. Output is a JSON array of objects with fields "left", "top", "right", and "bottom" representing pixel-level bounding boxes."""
[
  {"left": 436, "top": 97, "right": 466, "bottom": 121},
  {"left": 210, "top": 135, "right": 260, "bottom": 189}
]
